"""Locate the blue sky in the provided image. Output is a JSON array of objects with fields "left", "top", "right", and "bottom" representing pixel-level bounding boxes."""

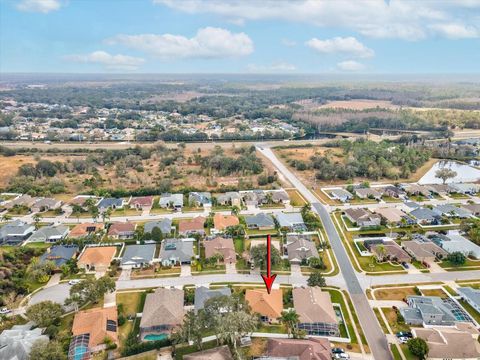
[{"left": 1, "top": 0, "right": 479, "bottom": 74}]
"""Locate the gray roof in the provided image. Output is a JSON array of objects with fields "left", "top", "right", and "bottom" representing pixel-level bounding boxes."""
[
  {"left": 268, "top": 190, "right": 289, "bottom": 202},
  {"left": 0, "top": 323, "right": 49, "bottom": 360},
  {"left": 434, "top": 204, "right": 471, "bottom": 218},
  {"left": 331, "top": 188, "right": 353, "bottom": 199},
  {"left": 194, "top": 286, "right": 232, "bottom": 311},
  {"left": 121, "top": 244, "right": 156, "bottom": 266},
  {"left": 286, "top": 236, "right": 319, "bottom": 262},
  {"left": 159, "top": 193, "right": 183, "bottom": 207},
  {"left": 97, "top": 197, "right": 123, "bottom": 208},
  {"left": 403, "top": 296, "right": 458, "bottom": 325},
  {"left": 276, "top": 212, "right": 305, "bottom": 229},
  {"left": 0, "top": 220, "right": 34, "bottom": 240},
  {"left": 217, "top": 192, "right": 241, "bottom": 203},
  {"left": 410, "top": 207, "right": 439, "bottom": 221},
  {"left": 160, "top": 238, "right": 194, "bottom": 263},
  {"left": 458, "top": 287, "right": 480, "bottom": 308},
  {"left": 144, "top": 219, "right": 172, "bottom": 235},
  {"left": 39, "top": 245, "right": 78, "bottom": 267},
  {"left": 245, "top": 213, "right": 275, "bottom": 228},
  {"left": 140, "top": 288, "right": 184, "bottom": 329},
  {"left": 28, "top": 225, "right": 69, "bottom": 242},
  {"left": 188, "top": 192, "right": 212, "bottom": 205}
]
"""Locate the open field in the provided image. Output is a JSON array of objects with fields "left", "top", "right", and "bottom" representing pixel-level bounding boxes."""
[
  {"left": 374, "top": 287, "right": 416, "bottom": 301},
  {"left": 317, "top": 99, "right": 399, "bottom": 110}
]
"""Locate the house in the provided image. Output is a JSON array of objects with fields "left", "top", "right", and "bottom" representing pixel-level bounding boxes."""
[
  {"left": 343, "top": 208, "right": 382, "bottom": 228},
  {"left": 434, "top": 204, "right": 471, "bottom": 218},
  {"left": 355, "top": 187, "right": 383, "bottom": 200},
  {"left": 70, "top": 195, "right": 98, "bottom": 208},
  {"left": 216, "top": 192, "right": 242, "bottom": 207},
  {"left": 68, "top": 223, "right": 103, "bottom": 238},
  {"left": 188, "top": 192, "right": 212, "bottom": 207},
  {"left": 139, "top": 287, "right": 184, "bottom": 340},
  {"left": 144, "top": 219, "right": 172, "bottom": 236},
  {"left": 432, "top": 231, "right": 480, "bottom": 259},
  {"left": 241, "top": 190, "right": 267, "bottom": 207},
  {"left": 412, "top": 327, "right": 480, "bottom": 360},
  {"left": 458, "top": 287, "right": 480, "bottom": 314},
  {"left": 77, "top": 246, "right": 116, "bottom": 272},
  {"left": 4, "top": 194, "right": 36, "bottom": 209},
  {"left": 97, "top": 197, "right": 124, "bottom": 212},
  {"left": 428, "top": 184, "right": 452, "bottom": 196},
  {"left": 382, "top": 185, "right": 404, "bottom": 198},
  {"left": 265, "top": 338, "right": 332, "bottom": 360},
  {"left": 212, "top": 213, "right": 239, "bottom": 234},
  {"left": 159, "top": 193, "right": 184, "bottom": 210},
  {"left": 120, "top": 244, "right": 156, "bottom": 269},
  {"left": 449, "top": 183, "right": 480, "bottom": 195},
  {"left": 460, "top": 203, "right": 480, "bottom": 216},
  {"left": 184, "top": 345, "right": 233, "bottom": 360},
  {"left": 370, "top": 241, "right": 411, "bottom": 263},
  {"left": 178, "top": 216, "right": 206, "bottom": 236},
  {"left": 31, "top": 197, "right": 62, "bottom": 213},
  {"left": 276, "top": 212, "right": 307, "bottom": 232},
  {"left": 0, "top": 323, "right": 49, "bottom": 360},
  {"left": 39, "top": 245, "right": 78, "bottom": 268},
  {"left": 286, "top": 234, "right": 319, "bottom": 264},
  {"left": 374, "top": 207, "right": 408, "bottom": 226},
  {"left": 410, "top": 207, "right": 441, "bottom": 225},
  {"left": 401, "top": 240, "right": 448, "bottom": 262},
  {"left": 28, "top": 224, "right": 69, "bottom": 243},
  {"left": 107, "top": 222, "right": 136, "bottom": 239},
  {"left": 268, "top": 189, "right": 290, "bottom": 204},
  {"left": 404, "top": 184, "right": 431, "bottom": 197},
  {"left": 0, "top": 220, "right": 35, "bottom": 245},
  {"left": 400, "top": 296, "right": 461, "bottom": 326},
  {"left": 293, "top": 287, "right": 339, "bottom": 337},
  {"left": 69, "top": 306, "right": 118, "bottom": 359},
  {"left": 330, "top": 188, "right": 353, "bottom": 203},
  {"left": 244, "top": 213, "right": 275, "bottom": 230},
  {"left": 245, "top": 289, "right": 283, "bottom": 323},
  {"left": 204, "top": 236, "right": 236, "bottom": 264},
  {"left": 404, "top": 201, "right": 421, "bottom": 212},
  {"left": 129, "top": 196, "right": 154, "bottom": 210},
  {"left": 194, "top": 286, "right": 232, "bottom": 312},
  {"left": 159, "top": 238, "right": 194, "bottom": 266}
]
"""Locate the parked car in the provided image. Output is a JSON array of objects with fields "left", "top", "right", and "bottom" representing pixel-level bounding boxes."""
[
  {"left": 333, "top": 353, "right": 350, "bottom": 359},
  {"left": 332, "top": 348, "right": 345, "bottom": 354},
  {"left": 398, "top": 336, "right": 409, "bottom": 344},
  {"left": 401, "top": 262, "right": 409, "bottom": 269},
  {"left": 68, "top": 279, "right": 81, "bottom": 285},
  {"left": 396, "top": 331, "right": 413, "bottom": 338},
  {"left": 0, "top": 307, "right": 12, "bottom": 314}
]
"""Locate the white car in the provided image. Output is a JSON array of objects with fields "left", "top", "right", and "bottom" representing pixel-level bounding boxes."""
[
  {"left": 68, "top": 279, "right": 81, "bottom": 285},
  {"left": 0, "top": 307, "right": 12, "bottom": 314},
  {"left": 334, "top": 354, "right": 350, "bottom": 359}
]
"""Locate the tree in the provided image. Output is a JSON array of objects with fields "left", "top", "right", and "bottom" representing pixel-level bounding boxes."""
[
  {"left": 32, "top": 213, "right": 42, "bottom": 229},
  {"left": 435, "top": 168, "right": 457, "bottom": 184},
  {"left": 308, "top": 257, "right": 325, "bottom": 270},
  {"left": 407, "top": 337, "right": 428, "bottom": 360},
  {"left": 217, "top": 308, "right": 258, "bottom": 357},
  {"left": 280, "top": 309, "right": 300, "bottom": 338},
  {"left": 29, "top": 339, "right": 67, "bottom": 360},
  {"left": 26, "top": 301, "right": 63, "bottom": 327},
  {"left": 172, "top": 310, "right": 207, "bottom": 350},
  {"left": 66, "top": 276, "right": 115, "bottom": 308},
  {"left": 307, "top": 270, "right": 326, "bottom": 287},
  {"left": 446, "top": 251, "right": 466, "bottom": 266},
  {"left": 225, "top": 224, "right": 245, "bottom": 237},
  {"left": 250, "top": 244, "right": 281, "bottom": 269}
]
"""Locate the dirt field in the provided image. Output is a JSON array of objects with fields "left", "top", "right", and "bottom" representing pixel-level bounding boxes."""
[{"left": 374, "top": 287, "right": 416, "bottom": 301}]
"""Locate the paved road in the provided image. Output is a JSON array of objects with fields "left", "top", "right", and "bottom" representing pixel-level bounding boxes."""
[{"left": 257, "top": 146, "right": 392, "bottom": 360}]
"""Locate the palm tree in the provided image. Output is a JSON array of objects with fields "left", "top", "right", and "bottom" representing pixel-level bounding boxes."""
[
  {"left": 32, "top": 213, "right": 42, "bottom": 229},
  {"left": 280, "top": 309, "right": 300, "bottom": 338}
]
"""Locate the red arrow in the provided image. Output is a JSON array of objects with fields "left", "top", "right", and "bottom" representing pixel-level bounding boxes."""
[{"left": 261, "top": 234, "right": 277, "bottom": 294}]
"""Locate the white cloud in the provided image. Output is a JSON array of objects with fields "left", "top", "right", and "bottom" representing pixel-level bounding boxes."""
[
  {"left": 106, "top": 27, "right": 253, "bottom": 59},
  {"left": 155, "top": 0, "right": 479, "bottom": 41},
  {"left": 16, "top": 0, "right": 61, "bottom": 13},
  {"left": 246, "top": 62, "right": 297, "bottom": 73},
  {"left": 336, "top": 60, "right": 366, "bottom": 71},
  {"left": 281, "top": 38, "right": 297, "bottom": 47},
  {"left": 306, "top": 37, "right": 374, "bottom": 58},
  {"left": 430, "top": 23, "right": 479, "bottom": 39},
  {"left": 64, "top": 51, "right": 145, "bottom": 71}
]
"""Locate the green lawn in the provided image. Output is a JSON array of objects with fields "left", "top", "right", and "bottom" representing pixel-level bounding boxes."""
[
  {"left": 327, "top": 289, "right": 357, "bottom": 343},
  {"left": 459, "top": 299, "right": 480, "bottom": 324},
  {"left": 391, "top": 344, "right": 402, "bottom": 360}
]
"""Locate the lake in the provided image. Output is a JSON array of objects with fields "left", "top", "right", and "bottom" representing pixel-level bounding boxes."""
[{"left": 418, "top": 160, "right": 480, "bottom": 184}]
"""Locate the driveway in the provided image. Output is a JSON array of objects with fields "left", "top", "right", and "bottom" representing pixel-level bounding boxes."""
[
  {"left": 226, "top": 262, "right": 237, "bottom": 274},
  {"left": 119, "top": 269, "right": 132, "bottom": 281},
  {"left": 180, "top": 264, "right": 192, "bottom": 277},
  {"left": 30, "top": 283, "right": 71, "bottom": 307}
]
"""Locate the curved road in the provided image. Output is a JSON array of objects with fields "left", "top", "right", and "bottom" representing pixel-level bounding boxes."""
[{"left": 257, "top": 146, "right": 392, "bottom": 360}]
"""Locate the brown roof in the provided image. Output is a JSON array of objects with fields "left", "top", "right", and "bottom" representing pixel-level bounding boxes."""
[
  {"left": 267, "top": 338, "right": 331, "bottom": 360},
  {"left": 184, "top": 345, "right": 234, "bottom": 360},
  {"left": 293, "top": 287, "right": 337, "bottom": 325},
  {"left": 78, "top": 246, "right": 116, "bottom": 267},
  {"left": 129, "top": 196, "right": 153, "bottom": 207},
  {"left": 69, "top": 223, "right": 103, "bottom": 238},
  {"left": 374, "top": 207, "right": 406, "bottom": 223},
  {"left": 344, "top": 208, "right": 369, "bottom": 222},
  {"left": 245, "top": 289, "right": 283, "bottom": 319},
  {"left": 413, "top": 327, "right": 480, "bottom": 359},
  {"left": 372, "top": 242, "right": 411, "bottom": 263},
  {"left": 204, "top": 237, "right": 236, "bottom": 263},
  {"left": 178, "top": 216, "right": 206, "bottom": 233},
  {"left": 107, "top": 222, "right": 136, "bottom": 236},
  {"left": 213, "top": 213, "right": 239, "bottom": 231},
  {"left": 72, "top": 306, "right": 118, "bottom": 348},
  {"left": 401, "top": 240, "right": 448, "bottom": 259},
  {"left": 140, "top": 287, "right": 184, "bottom": 329}
]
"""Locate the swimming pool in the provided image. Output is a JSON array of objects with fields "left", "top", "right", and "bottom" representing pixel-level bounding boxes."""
[{"left": 144, "top": 333, "right": 168, "bottom": 341}]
